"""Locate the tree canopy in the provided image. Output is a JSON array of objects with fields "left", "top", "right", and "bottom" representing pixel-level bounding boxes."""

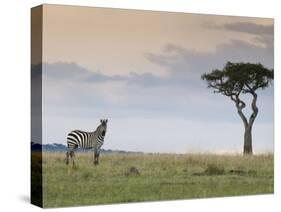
[{"left": 201, "top": 62, "right": 273, "bottom": 97}]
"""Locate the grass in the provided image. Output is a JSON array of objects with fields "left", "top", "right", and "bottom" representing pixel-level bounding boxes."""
[{"left": 39, "top": 152, "right": 273, "bottom": 208}]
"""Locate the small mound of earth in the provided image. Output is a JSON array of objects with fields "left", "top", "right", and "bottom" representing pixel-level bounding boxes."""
[{"left": 125, "top": 166, "right": 140, "bottom": 176}]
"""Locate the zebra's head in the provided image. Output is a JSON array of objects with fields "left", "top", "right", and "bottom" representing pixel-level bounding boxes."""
[{"left": 99, "top": 119, "right": 108, "bottom": 137}]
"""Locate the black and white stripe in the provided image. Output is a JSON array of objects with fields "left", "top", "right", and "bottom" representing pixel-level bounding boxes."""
[
  {"left": 67, "top": 130, "right": 104, "bottom": 150},
  {"left": 66, "top": 119, "right": 108, "bottom": 165}
]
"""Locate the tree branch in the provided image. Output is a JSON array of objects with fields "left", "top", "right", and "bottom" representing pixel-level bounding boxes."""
[
  {"left": 231, "top": 94, "right": 248, "bottom": 127},
  {"left": 248, "top": 92, "right": 258, "bottom": 127}
]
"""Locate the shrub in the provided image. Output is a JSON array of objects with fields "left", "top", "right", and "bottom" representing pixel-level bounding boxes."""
[{"left": 205, "top": 164, "right": 225, "bottom": 175}]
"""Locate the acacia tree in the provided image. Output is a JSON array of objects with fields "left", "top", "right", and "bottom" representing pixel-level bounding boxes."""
[{"left": 201, "top": 62, "right": 273, "bottom": 155}]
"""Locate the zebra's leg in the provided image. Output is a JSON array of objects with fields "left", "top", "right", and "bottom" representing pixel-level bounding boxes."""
[
  {"left": 66, "top": 151, "right": 70, "bottom": 165},
  {"left": 94, "top": 150, "right": 100, "bottom": 165},
  {"left": 70, "top": 150, "right": 76, "bottom": 167},
  {"left": 94, "top": 150, "right": 97, "bottom": 165},
  {"left": 91, "top": 149, "right": 95, "bottom": 164}
]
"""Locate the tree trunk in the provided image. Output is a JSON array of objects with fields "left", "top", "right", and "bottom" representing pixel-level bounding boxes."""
[
  {"left": 243, "top": 125, "right": 253, "bottom": 155},
  {"left": 232, "top": 92, "right": 257, "bottom": 156}
]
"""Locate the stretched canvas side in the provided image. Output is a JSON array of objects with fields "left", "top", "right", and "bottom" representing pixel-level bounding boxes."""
[{"left": 31, "top": 5, "right": 43, "bottom": 208}]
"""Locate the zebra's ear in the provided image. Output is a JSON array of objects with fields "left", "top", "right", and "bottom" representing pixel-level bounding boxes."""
[
  {"left": 105, "top": 119, "right": 108, "bottom": 124},
  {"left": 100, "top": 119, "right": 103, "bottom": 123}
]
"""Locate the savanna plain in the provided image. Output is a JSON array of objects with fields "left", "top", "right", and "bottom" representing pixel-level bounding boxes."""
[{"left": 34, "top": 152, "right": 273, "bottom": 208}]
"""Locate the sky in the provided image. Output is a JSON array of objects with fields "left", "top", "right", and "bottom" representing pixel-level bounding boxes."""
[{"left": 37, "top": 4, "right": 274, "bottom": 153}]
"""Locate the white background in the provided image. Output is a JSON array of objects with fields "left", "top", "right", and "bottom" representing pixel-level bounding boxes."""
[{"left": 0, "top": 0, "right": 280, "bottom": 211}]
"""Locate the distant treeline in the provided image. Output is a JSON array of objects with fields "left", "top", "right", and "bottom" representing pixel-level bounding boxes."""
[{"left": 31, "top": 142, "right": 143, "bottom": 154}]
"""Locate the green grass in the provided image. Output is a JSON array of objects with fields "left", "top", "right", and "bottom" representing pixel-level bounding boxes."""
[{"left": 40, "top": 152, "right": 273, "bottom": 208}]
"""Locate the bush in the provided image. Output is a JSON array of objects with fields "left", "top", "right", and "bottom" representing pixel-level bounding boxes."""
[{"left": 205, "top": 164, "right": 225, "bottom": 175}]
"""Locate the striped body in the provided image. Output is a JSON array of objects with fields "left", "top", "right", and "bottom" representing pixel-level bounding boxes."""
[{"left": 67, "top": 130, "right": 104, "bottom": 151}]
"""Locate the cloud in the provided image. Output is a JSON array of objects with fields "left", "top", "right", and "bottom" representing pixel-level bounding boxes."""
[
  {"left": 43, "top": 62, "right": 199, "bottom": 89},
  {"left": 205, "top": 22, "right": 274, "bottom": 49},
  {"left": 43, "top": 27, "right": 274, "bottom": 93},
  {"left": 144, "top": 22, "right": 274, "bottom": 80},
  {"left": 144, "top": 37, "right": 273, "bottom": 77},
  {"left": 42, "top": 60, "right": 273, "bottom": 121},
  {"left": 43, "top": 62, "right": 127, "bottom": 82},
  {"left": 219, "top": 22, "right": 273, "bottom": 36},
  {"left": 43, "top": 62, "right": 227, "bottom": 119}
]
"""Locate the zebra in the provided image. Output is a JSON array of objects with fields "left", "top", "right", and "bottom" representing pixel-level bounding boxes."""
[{"left": 66, "top": 119, "right": 108, "bottom": 166}]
